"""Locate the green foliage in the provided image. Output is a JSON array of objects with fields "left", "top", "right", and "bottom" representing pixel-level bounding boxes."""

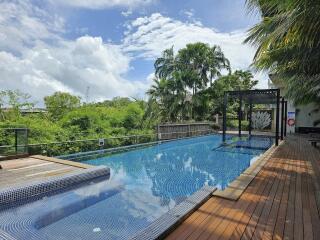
[
  {"left": 123, "top": 103, "right": 144, "bottom": 130},
  {"left": 147, "top": 53, "right": 258, "bottom": 123},
  {"left": 98, "top": 97, "right": 132, "bottom": 108},
  {"left": 0, "top": 93, "right": 154, "bottom": 156},
  {"left": 0, "top": 116, "right": 66, "bottom": 144},
  {"left": 44, "top": 92, "right": 81, "bottom": 120},
  {"left": 226, "top": 120, "right": 249, "bottom": 131},
  {"left": 206, "top": 70, "right": 258, "bottom": 115},
  {"left": 211, "top": 123, "right": 220, "bottom": 131},
  {"left": 245, "top": 0, "right": 320, "bottom": 105},
  {"left": 148, "top": 42, "right": 232, "bottom": 122},
  {"left": 0, "top": 90, "right": 34, "bottom": 121}
]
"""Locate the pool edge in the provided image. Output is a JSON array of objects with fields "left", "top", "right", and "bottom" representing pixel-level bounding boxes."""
[
  {"left": 213, "top": 141, "right": 283, "bottom": 201},
  {"left": 131, "top": 185, "right": 217, "bottom": 240},
  {"left": 57, "top": 132, "right": 218, "bottom": 161},
  {"left": 0, "top": 166, "right": 110, "bottom": 206},
  {"left": 31, "top": 155, "right": 93, "bottom": 169}
]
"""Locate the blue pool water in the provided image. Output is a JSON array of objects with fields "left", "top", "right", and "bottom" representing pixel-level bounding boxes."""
[{"left": 0, "top": 134, "right": 273, "bottom": 240}]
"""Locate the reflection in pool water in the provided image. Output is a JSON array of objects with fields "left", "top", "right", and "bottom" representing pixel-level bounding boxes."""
[{"left": 0, "top": 134, "right": 273, "bottom": 240}]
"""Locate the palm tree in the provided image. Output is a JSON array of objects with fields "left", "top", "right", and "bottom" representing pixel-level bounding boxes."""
[
  {"left": 147, "top": 78, "right": 182, "bottom": 122},
  {"left": 245, "top": 0, "right": 320, "bottom": 105},
  {"left": 154, "top": 47, "right": 176, "bottom": 80},
  {"left": 147, "top": 43, "right": 231, "bottom": 122},
  {"left": 207, "top": 45, "right": 231, "bottom": 86},
  {"left": 176, "top": 43, "right": 230, "bottom": 92}
]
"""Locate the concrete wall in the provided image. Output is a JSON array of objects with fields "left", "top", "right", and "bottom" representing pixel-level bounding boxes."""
[
  {"left": 295, "top": 102, "right": 320, "bottom": 128},
  {"left": 277, "top": 100, "right": 320, "bottom": 133},
  {"left": 270, "top": 77, "right": 320, "bottom": 132}
]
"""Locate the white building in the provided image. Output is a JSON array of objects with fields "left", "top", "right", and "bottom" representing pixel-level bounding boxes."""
[{"left": 269, "top": 75, "right": 320, "bottom": 134}]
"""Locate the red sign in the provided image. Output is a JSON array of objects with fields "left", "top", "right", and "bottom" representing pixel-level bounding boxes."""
[{"left": 287, "top": 118, "right": 295, "bottom": 126}]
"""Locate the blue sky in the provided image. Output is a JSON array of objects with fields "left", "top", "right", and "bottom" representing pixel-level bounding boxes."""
[{"left": 0, "top": 0, "right": 264, "bottom": 105}]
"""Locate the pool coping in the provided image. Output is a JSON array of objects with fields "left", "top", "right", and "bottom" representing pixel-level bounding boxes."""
[
  {"left": 131, "top": 185, "right": 217, "bottom": 240},
  {"left": 212, "top": 141, "right": 281, "bottom": 201},
  {"left": 31, "top": 155, "right": 93, "bottom": 169},
  {"left": 0, "top": 166, "right": 110, "bottom": 206}
]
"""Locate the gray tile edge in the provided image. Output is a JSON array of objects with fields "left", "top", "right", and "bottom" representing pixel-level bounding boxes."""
[
  {"left": 212, "top": 143, "right": 278, "bottom": 201},
  {"left": 0, "top": 166, "right": 110, "bottom": 206},
  {"left": 131, "top": 185, "right": 217, "bottom": 240}
]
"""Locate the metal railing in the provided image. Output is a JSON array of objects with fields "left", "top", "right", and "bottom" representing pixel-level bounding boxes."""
[
  {"left": 0, "top": 134, "right": 157, "bottom": 157},
  {"left": 0, "top": 127, "right": 216, "bottom": 157},
  {"left": 0, "top": 128, "right": 28, "bottom": 157}
]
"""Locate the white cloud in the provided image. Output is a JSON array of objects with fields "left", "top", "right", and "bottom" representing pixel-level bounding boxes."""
[
  {"left": 54, "top": 0, "right": 154, "bottom": 9},
  {"left": 182, "top": 9, "right": 194, "bottom": 18},
  {"left": 122, "top": 13, "right": 256, "bottom": 71},
  {"left": 0, "top": 0, "right": 64, "bottom": 54},
  {"left": 0, "top": 1, "right": 150, "bottom": 105},
  {"left": 121, "top": 10, "right": 133, "bottom": 17},
  {"left": 0, "top": 36, "right": 149, "bottom": 104},
  {"left": 0, "top": 1, "right": 267, "bottom": 106}
]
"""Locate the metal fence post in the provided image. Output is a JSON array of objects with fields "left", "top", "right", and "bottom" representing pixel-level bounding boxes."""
[
  {"left": 223, "top": 93, "right": 227, "bottom": 142},
  {"left": 238, "top": 93, "right": 242, "bottom": 137},
  {"left": 284, "top": 101, "right": 287, "bottom": 137},
  {"left": 275, "top": 89, "right": 280, "bottom": 146},
  {"left": 14, "top": 129, "right": 18, "bottom": 155},
  {"left": 281, "top": 97, "right": 285, "bottom": 140}
]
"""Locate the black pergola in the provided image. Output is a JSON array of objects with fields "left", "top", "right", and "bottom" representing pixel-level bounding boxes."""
[{"left": 222, "top": 89, "right": 287, "bottom": 146}]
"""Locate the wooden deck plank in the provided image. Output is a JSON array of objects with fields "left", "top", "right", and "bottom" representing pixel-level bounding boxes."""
[
  {"left": 239, "top": 160, "right": 281, "bottom": 240},
  {"left": 207, "top": 171, "right": 265, "bottom": 239},
  {"left": 306, "top": 159, "right": 320, "bottom": 239},
  {"left": 294, "top": 158, "right": 304, "bottom": 240},
  {"left": 166, "top": 135, "right": 320, "bottom": 240},
  {"left": 228, "top": 175, "right": 269, "bottom": 240},
  {"left": 283, "top": 158, "right": 297, "bottom": 240},
  {"left": 215, "top": 159, "right": 277, "bottom": 240},
  {"left": 166, "top": 198, "right": 223, "bottom": 240},
  {"left": 185, "top": 199, "right": 234, "bottom": 239},
  {"left": 251, "top": 159, "right": 285, "bottom": 240},
  {"left": 272, "top": 158, "right": 292, "bottom": 240},
  {"left": 301, "top": 160, "right": 313, "bottom": 240},
  {"left": 261, "top": 157, "right": 290, "bottom": 240}
]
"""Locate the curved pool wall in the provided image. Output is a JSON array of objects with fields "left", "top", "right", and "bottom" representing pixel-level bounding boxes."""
[
  {"left": 0, "top": 134, "right": 274, "bottom": 240},
  {"left": 0, "top": 166, "right": 110, "bottom": 207}
]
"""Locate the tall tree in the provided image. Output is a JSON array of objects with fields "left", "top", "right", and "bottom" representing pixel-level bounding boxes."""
[
  {"left": 177, "top": 43, "right": 230, "bottom": 93},
  {"left": 154, "top": 47, "right": 176, "bottom": 80},
  {"left": 149, "top": 43, "right": 231, "bottom": 122},
  {"left": 206, "top": 70, "right": 258, "bottom": 115},
  {"left": 245, "top": 0, "right": 320, "bottom": 105},
  {"left": 44, "top": 92, "right": 81, "bottom": 120},
  {"left": 0, "top": 90, "right": 34, "bottom": 121}
]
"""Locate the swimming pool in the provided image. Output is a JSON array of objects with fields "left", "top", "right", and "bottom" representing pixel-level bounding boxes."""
[{"left": 0, "top": 134, "right": 273, "bottom": 240}]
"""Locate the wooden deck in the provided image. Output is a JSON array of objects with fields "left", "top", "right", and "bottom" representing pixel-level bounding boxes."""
[
  {"left": 166, "top": 135, "right": 320, "bottom": 240},
  {"left": 0, "top": 156, "right": 91, "bottom": 189}
]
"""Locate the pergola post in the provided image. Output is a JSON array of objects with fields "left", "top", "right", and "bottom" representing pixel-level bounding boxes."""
[
  {"left": 275, "top": 89, "right": 280, "bottom": 146},
  {"left": 284, "top": 101, "right": 287, "bottom": 137},
  {"left": 222, "top": 93, "right": 227, "bottom": 142},
  {"left": 281, "top": 97, "right": 285, "bottom": 140},
  {"left": 238, "top": 93, "right": 242, "bottom": 137},
  {"left": 248, "top": 98, "right": 253, "bottom": 137},
  {"left": 224, "top": 89, "right": 283, "bottom": 146}
]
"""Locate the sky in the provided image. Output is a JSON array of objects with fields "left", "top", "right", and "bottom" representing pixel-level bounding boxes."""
[{"left": 0, "top": 0, "right": 265, "bottom": 106}]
